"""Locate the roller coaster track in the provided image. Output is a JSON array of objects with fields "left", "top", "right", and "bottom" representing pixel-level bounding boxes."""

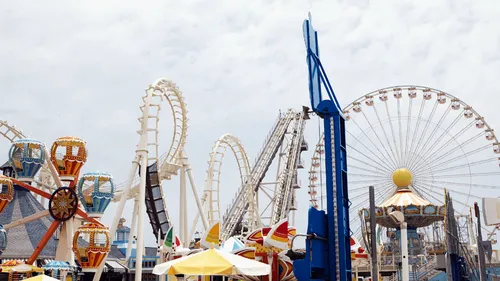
[
  {"left": 187, "top": 133, "right": 254, "bottom": 240},
  {"left": 220, "top": 109, "right": 306, "bottom": 239},
  {"left": 113, "top": 78, "right": 188, "bottom": 241},
  {"left": 0, "top": 121, "right": 56, "bottom": 195},
  {"left": 270, "top": 113, "right": 306, "bottom": 224},
  {"left": 0, "top": 120, "right": 26, "bottom": 142}
]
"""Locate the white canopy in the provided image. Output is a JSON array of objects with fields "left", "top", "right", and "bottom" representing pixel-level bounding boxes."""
[{"left": 153, "top": 248, "right": 270, "bottom": 276}]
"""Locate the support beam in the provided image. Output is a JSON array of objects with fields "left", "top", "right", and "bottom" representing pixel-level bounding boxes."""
[
  {"left": 27, "top": 220, "right": 61, "bottom": 264},
  {"left": 135, "top": 151, "right": 148, "bottom": 281},
  {"left": 179, "top": 161, "right": 188, "bottom": 247},
  {"left": 369, "top": 186, "right": 379, "bottom": 280},
  {"left": 475, "top": 202, "right": 487, "bottom": 281},
  {"left": 126, "top": 198, "right": 139, "bottom": 263},
  {"left": 4, "top": 210, "right": 50, "bottom": 229}
]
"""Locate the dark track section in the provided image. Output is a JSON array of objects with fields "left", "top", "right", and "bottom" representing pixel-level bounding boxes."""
[{"left": 140, "top": 162, "right": 170, "bottom": 242}]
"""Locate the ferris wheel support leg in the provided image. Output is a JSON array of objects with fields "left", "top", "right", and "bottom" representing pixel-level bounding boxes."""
[
  {"left": 55, "top": 222, "right": 69, "bottom": 261},
  {"left": 68, "top": 218, "right": 76, "bottom": 266},
  {"left": 42, "top": 146, "right": 64, "bottom": 188}
]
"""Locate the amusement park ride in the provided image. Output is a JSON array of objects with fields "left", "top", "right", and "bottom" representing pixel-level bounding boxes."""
[
  {"left": 1, "top": 12, "right": 500, "bottom": 281},
  {"left": 0, "top": 136, "right": 116, "bottom": 274},
  {"left": 291, "top": 14, "right": 352, "bottom": 281}
]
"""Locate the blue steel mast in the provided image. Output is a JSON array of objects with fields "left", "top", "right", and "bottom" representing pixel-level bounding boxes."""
[{"left": 293, "top": 14, "right": 352, "bottom": 281}]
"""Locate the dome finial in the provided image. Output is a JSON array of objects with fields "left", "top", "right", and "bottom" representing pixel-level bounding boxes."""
[{"left": 392, "top": 168, "right": 412, "bottom": 187}]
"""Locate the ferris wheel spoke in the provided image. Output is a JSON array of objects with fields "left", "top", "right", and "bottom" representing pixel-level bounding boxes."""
[
  {"left": 374, "top": 182, "right": 396, "bottom": 200},
  {"left": 347, "top": 143, "right": 394, "bottom": 174},
  {"left": 411, "top": 141, "right": 488, "bottom": 179},
  {"left": 412, "top": 118, "right": 477, "bottom": 173},
  {"left": 348, "top": 119, "right": 397, "bottom": 171},
  {"left": 404, "top": 96, "right": 424, "bottom": 168},
  {"left": 369, "top": 182, "right": 393, "bottom": 199},
  {"left": 419, "top": 131, "right": 487, "bottom": 169},
  {"left": 349, "top": 173, "right": 389, "bottom": 179},
  {"left": 429, "top": 157, "right": 499, "bottom": 175},
  {"left": 349, "top": 182, "right": 393, "bottom": 195},
  {"left": 419, "top": 172, "right": 500, "bottom": 179},
  {"left": 387, "top": 99, "right": 404, "bottom": 167},
  {"left": 423, "top": 143, "right": 492, "bottom": 173},
  {"left": 416, "top": 179, "right": 500, "bottom": 190},
  {"left": 352, "top": 228, "right": 362, "bottom": 238},
  {"left": 414, "top": 102, "right": 452, "bottom": 164},
  {"left": 349, "top": 178, "right": 393, "bottom": 184},
  {"left": 408, "top": 103, "right": 452, "bottom": 170},
  {"left": 350, "top": 200, "right": 371, "bottom": 217},
  {"left": 408, "top": 108, "right": 464, "bottom": 171},
  {"left": 415, "top": 179, "right": 482, "bottom": 200},
  {"left": 405, "top": 99, "right": 435, "bottom": 168},
  {"left": 398, "top": 96, "right": 410, "bottom": 169},
  {"left": 397, "top": 98, "right": 406, "bottom": 168},
  {"left": 350, "top": 185, "right": 375, "bottom": 193},
  {"left": 350, "top": 213, "right": 364, "bottom": 225},
  {"left": 409, "top": 108, "right": 465, "bottom": 169},
  {"left": 371, "top": 104, "right": 400, "bottom": 167},
  {"left": 349, "top": 163, "right": 388, "bottom": 176},
  {"left": 414, "top": 183, "right": 471, "bottom": 214},
  {"left": 350, "top": 188, "right": 371, "bottom": 197},
  {"left": 360, "top": 110, "right": 399, "bottom": 168},
  {"left": 412, "top": 183, "right": 445, "bottom": 204},
  {"left": 373, "top": 184, "right": 396, "bottom": 205},
  {"left": 350, "top": 184, "right": 391, "bottom": 212}
]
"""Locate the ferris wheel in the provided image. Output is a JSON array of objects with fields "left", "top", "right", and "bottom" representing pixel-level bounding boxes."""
[{"left": 308, "top": 85, "right": 500, "bottom": 239}]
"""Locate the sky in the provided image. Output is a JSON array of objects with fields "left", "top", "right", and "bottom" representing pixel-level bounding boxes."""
[{"left": 1, "top": 0, "right": 500, "bottom": 248}]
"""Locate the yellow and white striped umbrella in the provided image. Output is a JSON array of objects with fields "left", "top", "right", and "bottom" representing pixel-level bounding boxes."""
[{"left": 153, "top": 248, "right": 270, "bottom": 276}]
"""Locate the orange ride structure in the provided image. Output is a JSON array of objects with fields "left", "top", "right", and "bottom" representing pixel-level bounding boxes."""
[{"left": 0, "top": 136, "right": 113, "bottom": 272}]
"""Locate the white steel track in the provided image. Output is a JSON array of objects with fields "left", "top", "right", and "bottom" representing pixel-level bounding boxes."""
[
  {"left": 188, "top": 133, "right": 254, "bottom": 241},
  {"left": 0, "top": 121, "right": 56, "bottom": 199},
  {"left": 219, "top": 109, "right": 307, "bottom": 239},
  {"left": 270, "top": 112, "right": 306, "bottom": 224},
  {"left": 113, "top": 78, "right": 188, "bottom": 201},
  {"left": 93, "top": 78, "right": 190, "bottom": 281}
]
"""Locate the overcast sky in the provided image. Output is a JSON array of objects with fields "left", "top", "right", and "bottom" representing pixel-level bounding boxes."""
[{"left": 1, "top": 0, "right": 500, "bottom": 248}]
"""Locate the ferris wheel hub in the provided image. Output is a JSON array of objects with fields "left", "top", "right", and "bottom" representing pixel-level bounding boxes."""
[{"left": 392, "top": 168, "right": 412, "bottom": 187}]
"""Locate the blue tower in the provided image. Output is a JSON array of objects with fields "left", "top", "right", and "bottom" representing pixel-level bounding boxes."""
[
  {"left": 112, "top": 218, "right": 135, "bottom": 256},
  {"left": 8, "top": 139, "right": 46, "bottom": 182},
  {"left": 77, "top": 172, "right": 115, "bottom": 218},
  {"left": 292, "top": 14, "right": 352, "bottom": 281}
]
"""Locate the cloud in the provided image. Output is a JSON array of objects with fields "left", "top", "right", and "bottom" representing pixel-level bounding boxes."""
[{"left": 1, "top": 0, "right": 500, "bottom": 248}]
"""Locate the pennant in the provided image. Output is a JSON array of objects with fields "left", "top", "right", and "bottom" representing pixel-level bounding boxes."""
[
  {"left": 163, "top": 226, "right": 174, "bottom": 252},
  {"left": 175, "top": 235, "right": 182, "bottom": 247},
  {"left": 264, "top": 219, "right": 289, "bottom": 249},
  {"left": 245, "top": 228, "right": 265, "bottom": 245},
  {"left": 200, "top": 220, "right": 220, "bottom": 249}
]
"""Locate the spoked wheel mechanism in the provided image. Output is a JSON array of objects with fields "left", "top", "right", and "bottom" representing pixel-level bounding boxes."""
[
  {"left": 49, "top": 187, "right": 78, "bottom": 221},
  {"left": 309, "top": 86, "right": 500, "bottom": 241}
]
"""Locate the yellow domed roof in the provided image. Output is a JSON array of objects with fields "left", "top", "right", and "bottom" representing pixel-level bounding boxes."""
[{"left": 392, "top": 168, "right": 412, "bottom": 187}]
